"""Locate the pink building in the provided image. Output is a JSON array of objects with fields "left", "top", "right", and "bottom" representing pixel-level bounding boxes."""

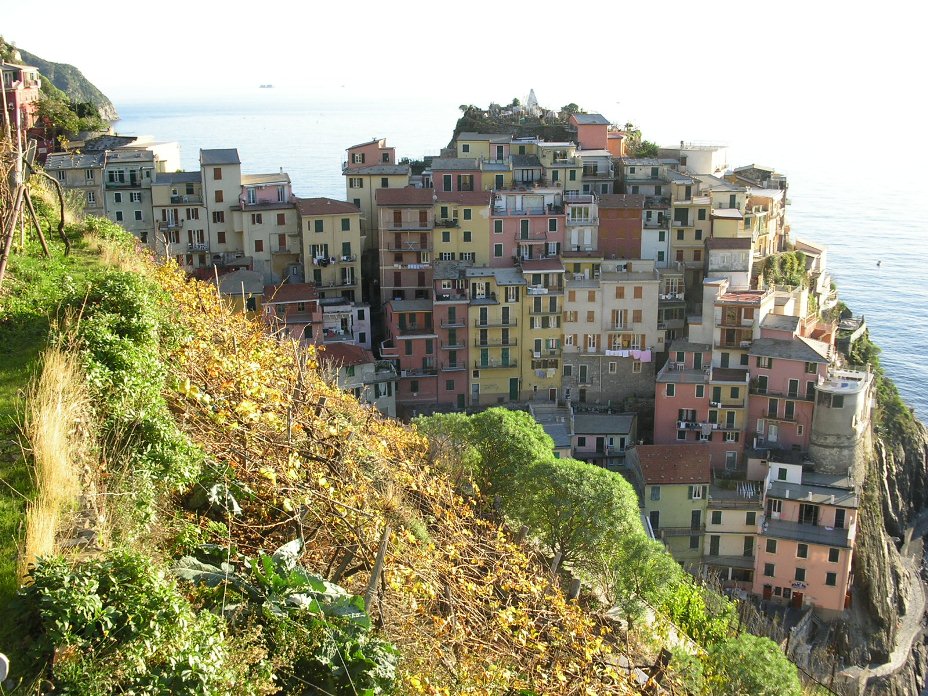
[
  {"left": 377, "top": 188, "right": 435, "bottom": 301},
  {"left": 344, "top": 138, "right": 396, "bottom": 170},
  {"left": 568, "top": 113, "right": 610, "bottom": 151},
  {"left": 747, "top": 324, "right": 832, "bottom": 453},
  {"left": 2, "top": 62, "right": 41, "bottom": 132},
  {"left": 263, "top": 283, "right": 321, "bottom": 344},
  {"left": 597, "top": 194, "right": 645, "bottom": 260},
  {"left": 432, "top": 261, "right": 470, "bottom": 409},
  {"left": 752, "top": 459, "right": 857, "bottom": 614},
  {"left": 491, "top": 190, "right": 565, "bottom": 267},
  {"left": 430, "top": 158, "right": 482, "bottom": 193},
  {"left": 380, "top": 299, "right": 439, "bottom": 415}
]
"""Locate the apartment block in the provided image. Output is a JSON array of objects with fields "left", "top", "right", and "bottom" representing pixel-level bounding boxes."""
[
  {"left": 296, "top": 197, "right": 363, "bottom": 303},
  {"left": 44, "top": 152, "right": 106, "bottom": 217}
]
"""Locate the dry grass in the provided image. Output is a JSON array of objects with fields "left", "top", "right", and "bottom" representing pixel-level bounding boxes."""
[
  {"left": 82, "top": 233, "right": 149, "bottom": 274},
  {"left": 20, "top": 346, "right": 91, "bottom": 575}
]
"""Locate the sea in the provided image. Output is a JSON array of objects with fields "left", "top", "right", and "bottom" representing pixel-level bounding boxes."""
[{"left": 111, "top": 88, "right": 927, "bottom": 424}]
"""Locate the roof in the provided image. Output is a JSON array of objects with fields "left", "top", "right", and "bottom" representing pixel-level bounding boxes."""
[
  {"left": 216, "top": 270, "right": 263, "bottom": 295},
  {"left": 200, "top": 149, "right": 241, "bottom": 166},
  {"left": 574, "top": 413, "right": 635, "bottom": 435},
  {"left": 464, "top": 266, "right": 526, "bottom": 285},
  {"left": 432, "top": 259, "right": 474, "bottom": 280},
  {"left": 263, "top": 283, "right": 318, "bottom": 304},
  {"left": 669, "top": 339, "right": 711, "bottom": 353},
  {"left": 376, "top": 188, "right": 435, "bottom": 206},
  {"left": 541, "top": 422, "right": 572, "bottom": 449},
  {"left": 388, "top": 299, "right": 433, "bottom": 312},
  {"left": 749, "top": 336, "right": 831, "bottom": 363},
  {"left": 294, "top": 197, "right": 360, "bottom": 216},
  {"left": 456, "top": 132, "right": 512, "bottom": 142},
  {"left": 632, "top": 445, "right": 712, "bottom": 485},
  {"left": 153, "top": 171, "right": 201, "bottom": 185},
  {"left": 711, "top": 368, "right": 749, "bottom": 383},
  {"left": 706, "top": 236, "right": 752, "bottom": 250},
  {"left": 106, "top": 148, "right": 154, "bottom": 163},
  {"left": 44, "top": 152, "right": 105, "bottom": 169},
  {"left": 718, "top": 290, "right": 767, "bottom": 304},
  {"left": 766, "top": 479, "right": 858, "bottom": 509},
  {"left": 712, "top": 208, "right": 743, "bottom": 219},
  {"left": 577, "top": 149, "right": 612, "bottom": 158},
  {"left": 243, "top": 173, "right": 291, "bottom": 185},
  {"left": 570, "top": 113, "right": 610, "bottom": 125},
  {"left": 430, "top": 158, "right": 479, "bottom": 171},
  {"left": 511, "top": 154, "right": 542, "bottom": 168},
  {"left": 520, "top": 258, "right": 565, "bottom": 272},
  {"left": 82, "top": 134, "right": 138, "bottom": 151},
  {"left": 349, "top": 164, "right": 409, "bottom": 175},
  {"left": 620, "top": 158, "right": 680, "bottom": 166},
  {"left": 697, "top": 174, "right": 744, "bottom": 192},
  {"left": 598, "top": 194, "right": 646, "bottom": 209},
  {"left": 761, "top": 313, "right": 801, "bottom": 333},
  {"left": 346, "top": 138, "right": 385, "bottom": 150},
  {"left": 435, "top": 190, "right": 492, "bottom": 205},
  {"left": 319, "top": 342, "right": 375, "bottom": 367}
]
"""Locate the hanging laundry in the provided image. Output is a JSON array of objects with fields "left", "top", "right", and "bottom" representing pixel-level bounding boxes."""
[{"left": 640, "top": 349, "right": 652, "bottom": 363}]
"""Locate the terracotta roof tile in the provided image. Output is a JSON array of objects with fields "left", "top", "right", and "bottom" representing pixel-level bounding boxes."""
[
  {"left": 319, "top": 342, "right": 375, "bottom": 367},
  {"left": 262, "top": 283, "right": 319, "bottom": 303},
  {"left": 633, "top": 444, "right": 712, "bottom": 484},
  {"left": 294, "top": 197, "right": 361, "bottom": 216},
  {"left": 375, "top": 188, "right": 436, "bottom": 206}
]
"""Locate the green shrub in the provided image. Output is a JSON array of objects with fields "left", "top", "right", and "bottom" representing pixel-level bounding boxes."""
[{"left": 19, "top": 550, "right": 270, "bottom": 694}]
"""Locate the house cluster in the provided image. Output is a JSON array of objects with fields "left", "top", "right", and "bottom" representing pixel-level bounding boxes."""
[{"left": 45, "top": 106, "right": 874, "bottom": 617}]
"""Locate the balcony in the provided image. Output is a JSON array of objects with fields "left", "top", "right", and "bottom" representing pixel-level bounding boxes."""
[
  {"left": 399, "top": 367, "right": 438, "bottom": 378},
  {"left": 397, "top": 325, "right": 434, "bottom": 337},
  {"left": 384, "top": 242, "right": 432, "bottom": 252},
  {"left": 441, "top": 340, "right": 466, "bottom": 350},
  {"left": 658, "top": 525, "right": 706, "bottom": 538},
  {"left": 440, "top": 362, "right": 466, "bottom": 372},
  {"left": 514, "top": 232, "right": 549, "bottom": 242},
  {"left": 322, "top": 329, "right": 354, "bottom": 343},
  {"left": 474, "top": 338, "right": 518, "bottom": 347},
  {"left": 526, "top": 285, "right": 564, "bottom": 295},
  {"left": 159, "top": 220, "right": 182, "bottom": 230},
  {"left": 761, "top": 517, "right": 851, "bottom": 548},
  {"left": 528, "top": 307, "right": 560, "bottom": 316},
  {"left": 530, "top": 348, "right": 562, "bottom": 358},
  {"left": 474, "top": 318, "right": 517, "bottom": 328},
  {"left": 749, "top": 384, "right": 814, "bottom": 401},
  {"left": 435, "top": 218, "right": 459, "bottom": 228},
  {"left": 316, "top": 279, "right": 358, "bottom": 290},
  {"left": 435, "top": 291, "right": 468, "bottom": 303},
  {"left": 567, "top": 217, "right": 599, "bottom": 226},
  {"left": 493, "top": 207, "right": 547, "bottom": 216},
  {"left": 671, "top": 219, "right": 691, "bottom": 227},
  {"left": 474, "top": 360, "right": 518, "bottom": 370},
  {"left": 563, "top": 193, "right": 595, "bottom": 204},
  {"left": 271, "top": 245, "right": 299, "bottom": 255},
  {"left": 187, "top": 242, "right": 209, "bottom": 252},
  {"left": 171, "top": 194, "right": 202, "bottom": 204},
  {"left": 441, "top": 318, "right": 466, "bottom": 328},
  {"left": 105, "top": 179, "right": 142, "bottom": 189},
  {"left": 387, "top": 218, "right": 432, "bottom": 230}
]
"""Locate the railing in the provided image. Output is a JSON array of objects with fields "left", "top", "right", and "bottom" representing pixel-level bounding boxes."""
[
  {"left": 474, "top": 318, "right": 517, "bottom": 327},
  {"left": 400, "top": 367, "right": 438, "bottom": 377},
  {"left": 441, "top": 341, "right": 466, "bottom": 350},
  {"left": 397, "top": 325, "right": 433, "bottom": 336},
  {"left": 514, "top": 232, "right": 549, "bottom": 242},
  {"left": 105, "top": 179, "right": 141, "bottom": 188},
  {"left": 643, "top": 220, "right": 668, "bottom": 229},
  {"left": 526, "top": 285, "right": 563, "bottom": 295},
  {"left": 435, "top": 218, "right": 459, "bottom": 227},
  {"left": 749, "top": 385, "right": 814, "bottom": 401},
  {"left": 187, "top": 242, "right": 209, "bottom": 251},
  {"left": 659, "top": 525, "right": 706, "bottom": 537},
  {"left": 474, "top": 360, "right": 518, "bottom": 369},
  {"left": 672, "top": 219, "right": 691, "bottom": 227},
  {"left": 171, "top": 195, "right": 202, "bottom": 204},
  {"left": 435, "top": 292, "right": 468, "bottom": 302},
  {"left": 474, "top": 338, "right": 518, "bottom": 347},
  {"left": 440, "top": 319, "right": 466, "bottom": 328},
  {"left": 440, "top": 363, "right": 466, "bottom": 372},
  {"left": 567, "top": 217, "right": 599, "bottom": 225},
  {"left": 271, "top": 246, "right": 298, "bottom": 254},
  {"left": 384, "top": 243, "right": 432, "bottom": 252},
  {"left": 492, "top": 207, "right": 546, "bottom": 216}
]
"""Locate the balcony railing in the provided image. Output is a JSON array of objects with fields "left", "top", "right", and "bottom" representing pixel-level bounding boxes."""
[
  {"left": 441, "top": 341, "right": 466, "bottom": 350},
  {"left": 749, "top": 385, "right": 815, "bottom": 401},
  {"left": 187, "top": 242, "right": 209, "bottom": 252},
  {"left": 399, "top": 367, "right": 438, "bottom": 377},
  {"left": 493, "top": 207, "right": 547, "bottom": 216},
  {"left": 435, "top": 291, "right": 468, "bottom": 302},
  {"left": 658, "top": 525, "right": 706, "bottom": 537},
  {"left": 474, "top": 318, "right": 517, "bottom": 327},
  {"left": 384, "top": 243, "right": 432, "bottom": 252},
  {"left": 566, "top": 217, "right": 599, "bottom": 226},
  {"left": 435, "top": 218, "right": 459, "bottom": 227},
  {"left": 474, "top": 360, "right": 518, "bottom": 370},
  {"left": 171, "top": 194, "right": 202, "bottom": 204},
  {"left": 440, "top": 318, "right": 466, "bottom": 328},
  {"left": 474, "top": 338, "right": 518, "bottom": 347},
  {"left": 440, "top": 363, "right": 466, "bottom": 372},
  {"left": 271, "top": 246, "right": 299, "bottom": 254}
]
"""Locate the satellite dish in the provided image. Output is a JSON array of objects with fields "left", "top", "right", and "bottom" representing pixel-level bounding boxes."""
[{"left": 0, "top": 652, "right": 9, "bottom": 681}]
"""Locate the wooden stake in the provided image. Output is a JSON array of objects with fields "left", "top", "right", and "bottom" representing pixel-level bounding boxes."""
[
  {"left": 23, "top": 188, "right": 50, "bottom": 258},
  {"left": 0, "top": 186, "right": 25, "bottom": 287},
  {"left": 364, "top": 524, "right": 390, "bottom": 609}
]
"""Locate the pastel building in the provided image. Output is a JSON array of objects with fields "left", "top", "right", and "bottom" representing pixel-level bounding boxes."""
[
  {"left": 295, "top": 197, "right": 363, "bottom": 302},
  {"left": 104, "top": 148, "right": 156, "bottom": 243},
  {"left": 490, "top": 186, "right": 565, "bottom": 266},
  {"left": 344, "top": 138, "right": 409, "bottom": 246},
  {"left": 567, "top": 113, "right": 610, "bottom": 151},
  {"left": 753, "top": 459, "right": 857, "bottom": 614},
  {"left": 432, "top": 261, "right": 471, "bottom": 409},
  {"left": 627, "top": 444, "right": 712, "bottom": 562},
  {"left": 377, "top": 188, "right": 435, "bottom": 301},
  {"left": 1, "top": 61, "right": 41, "bottom": 131},
  {"left": 521, "top": 259, "right": 565, "bottom": 400},
  {"left": 572, "top": 412, "right": 637, "bottom": 469},
  {"left": 705, "top": 481, "right": 762, "bottom": 592},
  {"left": 44, "top": 152, "right": 106, "bottom": 217},
  {"left": 596, "top": 194, "right": 645, "bottom": 261},
  {"left": 151, "top": 172, "right": 208, "bottom": 269},
  {"left": 319, "top": 342, "right": 398, "bottom": 418},
  {"left": 380, "top": 298, "right": 438, "bottom": 415},
  {"left": 262, "top": 282, "right": 320, "bottom": 344},
  {"left": 432, "top": 191, "right": 492, "bottom": 266}
]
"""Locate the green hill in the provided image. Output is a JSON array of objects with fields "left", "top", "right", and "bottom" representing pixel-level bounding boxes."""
[{"left": 17, "top": 47, "right": 117, "bottom": 121}]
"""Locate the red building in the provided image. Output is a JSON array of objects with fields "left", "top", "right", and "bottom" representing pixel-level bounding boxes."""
[
  {"left": 598, "top": 194, "right": 645, "bottom": 259},
  {"left": 2, "top": 62, "right": 41, "bottom": 132}
]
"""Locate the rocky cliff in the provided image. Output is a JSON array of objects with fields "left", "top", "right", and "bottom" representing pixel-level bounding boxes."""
[{"left": 18, "top": 48, "right": 118, "bottom": 122}]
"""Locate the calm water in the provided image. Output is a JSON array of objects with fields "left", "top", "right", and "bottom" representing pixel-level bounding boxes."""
[{"left": 112, "top": 90, "right": 927, "bottom": 423}]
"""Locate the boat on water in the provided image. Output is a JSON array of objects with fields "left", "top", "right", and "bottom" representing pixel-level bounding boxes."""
[{"left": 259, "top": 84, "right": 274, "bottom": 89}]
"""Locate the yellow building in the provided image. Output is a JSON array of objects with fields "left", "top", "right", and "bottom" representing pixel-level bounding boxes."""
[
  {"left": 343, "top": 138, "right": 410, "bottom": 250},
  {"left": 151, "top": 172, "right": 208, "bottom": 271},
  {"left": 235, "top": 173, "right": 300, "bottom": 283},
  {"left": 296, "top": 197, "right": 364, "bottom": 303},
  {"left": 520, "top": 259, "right": 565, "bottom": 401},
  {"left": 466, "top": 266, "right": 526, "bottom": 405},
  {"left": 432, "top": 191, "right": 492, "bottom": 266},
  {"left": 455, "top": 132, "right": 512, "bottom": 160}
]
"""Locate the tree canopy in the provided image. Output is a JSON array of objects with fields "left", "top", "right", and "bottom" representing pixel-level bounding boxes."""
[{"left": 704, "top": 634, "right": 802, "bottom": 696}]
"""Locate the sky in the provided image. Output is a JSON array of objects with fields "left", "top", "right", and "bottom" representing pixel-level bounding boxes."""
[{"left": 3, "top": 0, "right": 926, "bottom": 170}]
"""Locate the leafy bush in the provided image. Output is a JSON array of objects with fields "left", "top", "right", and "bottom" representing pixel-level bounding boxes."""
[
  {"left": 175, "top": 538, "right": 398, "bottom": 694},
  {"left": 19, "top": 550, "right": 268, "bottom": 694}
]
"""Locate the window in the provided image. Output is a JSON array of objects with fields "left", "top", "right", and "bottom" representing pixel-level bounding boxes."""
[
  {"left": 677, "top": 229, "right": 685, "bottom": 241},
  {"left": 442, "top": 174, "right": 452, "bottom": 192},
  {"left": 341, "top": 218, "right": 350, "bottom": 231},
  {"left": 764, "top": 563, "right": 775, "bottom": 577},
  {"left": 650, "top": 486, "right": 661, "bottom": 501},
  {"left": 797, "top": 543, "right": 809, "bottom": 559},
  {"left": 689, "top": 536, "right": 699, "bottom": 549},
  {"left": 649, "top": 510, "right": 659, "bottom": 531},
  {"left": 777, "top": 467, "right": 788, "bottom": 481},
  {"left": 251, "top": 213, "right": 263, "bottom": 225},
  {"left": 349, "top": 177, "right": 363, "bottom": 188},
  {"left": 462, "top": 208, "right": 472, "bottom": 221},
  {"left": 577, "top": 436, "right": 587, "bottom": 447},
  {"left": 666, "top": 383, "right": 675, "bottom": 397},
  {"left": 380, "top": 177, "right": 389, "bottom": 188},
  {"left": 805, "top": 361, "right": 818, "bottom": 374},
  {"left": 215, "top": 190, "right": 224, "bottom": 203},
  {"left": 794, "top": 567, "right": 806, "bottom": 582},
  {"left": 746, "top": 511, "right": 756, "bottom": 526},
  {"left": 494, "top": 219, "right": 503, "bottom": 234},
  {"left": 217, "top": 231, "right": 226, "bottom": 244},
  {"left": 313, "top": 219, "right": 324, "bottom": 233},
  {"left": 608, "top": 361, "right": 617, "bottom": 374},
  {"left": 410, "top": 380, "right": 419, "bottom": 393},
  {"left": 548, "top": 218, "right": 557, "bottom": 232},
  {"left": 213, "top": 167, "right": 222, "bottom": 180},
  {"left": 463, "top": 230, "right": 471, "bottom": 243},
  {"left": 766, "top": 539, "right": 778, "bottom": 554},
  {"left": 689, "top": 485, "right": 703, "bottom": 500},
  {"left": 212, "top": 211, "right": 225, "bottom": 223},
  {"left": 828, "top": 548, "right": 840, "bottom": 563},
  {"left": 711, "top": 510, "right": 722, "bottom": 525},
  {"left": 441, "top": 230, "right": 450, "bottom": 243},
  {"left": 677, "top": 430, "right": 687, "bottom": 441},
  {"left": 277, "top": 213, "right": 286, "bottom": 226},
  {"left": 87, "top": 191, "right": 96, "bottom": 204},
  {"left": 757, "top": 356, "right": 772, "bottom": 369},
  {"left": 134, "top": 210, "right": 142, "bottom": 221},
  {"left": 563, "top": 364, "right": 573, "bottom": 377},
  {"left": 494, "top": 243, "right": 503, "bottom": 257},
  {"left": 632, "top": 309, "right": 642, "bottom": 323},
  {"left": 633, "top": 286, "right": 642, "bottom": 299},
  {"left": 254, "top": 240, "right": 264, "bottom": 252},
  {"left": 825, "top": 572, "right": 837, "bottom": 587},
  {"left": 111, "top": 191, "right": 121, "bottom": 204},
  {"left": 114, "top": 210, "right": 123, "bottom": 221},
  {"left": 130, "top": 191, "right": 142, "bottom": 203},
  {"left": 696, "top": 385, "right": 705, "bottom": 398},
  {"left": 616, "top": 286, "right": 625, "bottom": 299}
]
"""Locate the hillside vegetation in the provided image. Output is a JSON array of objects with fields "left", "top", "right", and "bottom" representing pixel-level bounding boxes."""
[{"left": 0, "top": 178, "right": 806, "bottom": 694}]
